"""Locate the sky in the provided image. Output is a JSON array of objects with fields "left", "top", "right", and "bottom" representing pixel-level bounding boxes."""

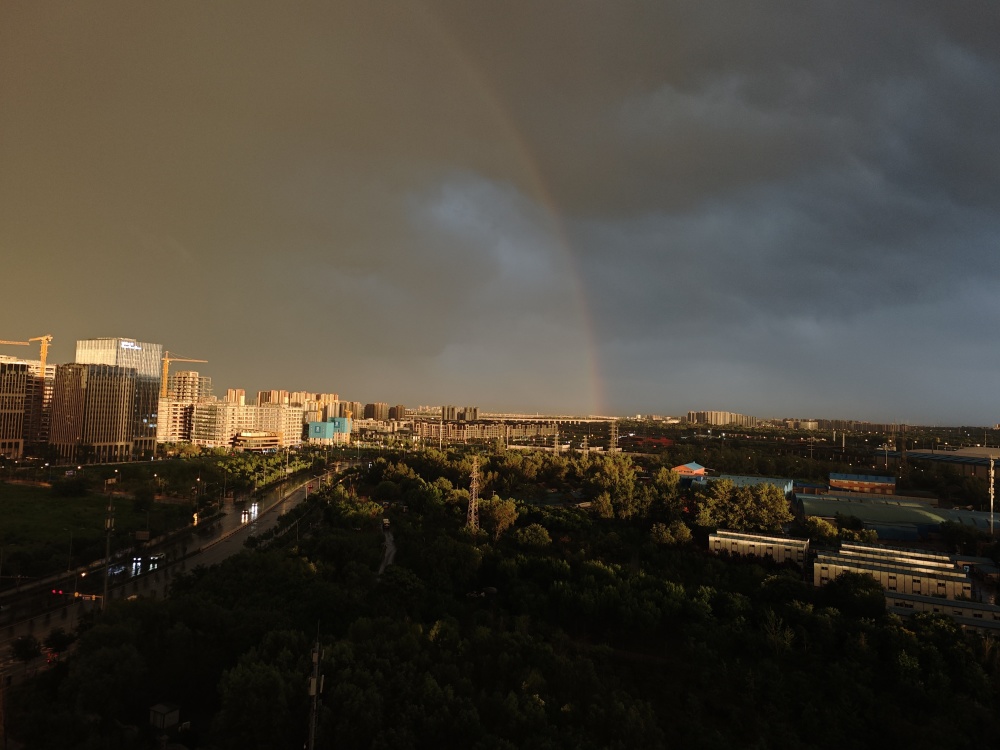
[{"left": 2, "top": 1, "right": 999, "bottom": 424}]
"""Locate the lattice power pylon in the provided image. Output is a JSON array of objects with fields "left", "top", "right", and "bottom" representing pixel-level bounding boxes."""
[
  {"left": 609, "top": 419, "right": 619, "bottom": 453},
  {"left": 466, "top": 455, "right": 480, "bottom": 532}
]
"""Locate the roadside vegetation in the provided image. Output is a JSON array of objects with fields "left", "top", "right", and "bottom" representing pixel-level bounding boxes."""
[{"left": 0, "top": 449, "right": 326, "bottom": 583}]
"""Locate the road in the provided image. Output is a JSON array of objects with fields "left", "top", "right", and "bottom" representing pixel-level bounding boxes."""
[
  {"left": 378, "top": 529, "right": 396, "bottom": 575},
  {"left": 1, "top": 462, "right": 354, "bottom": 683}
]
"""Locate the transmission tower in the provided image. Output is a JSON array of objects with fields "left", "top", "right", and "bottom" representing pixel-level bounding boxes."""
[
  {"left": 553, "top": 424, "right": 560, "bottom": 454},
  {"left": 466, "top": 455, "right": 479, "bottom": 532},
  {"left": 609, "top": 419, "right": 618, "bottom": 453}
]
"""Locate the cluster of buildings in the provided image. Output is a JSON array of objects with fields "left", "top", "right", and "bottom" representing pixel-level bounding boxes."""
[
  {"left": 687, "top": 411, "right": 759, "bottom": 427},
  {"left": 684, "top": 408, "right": 909, "bottom": 434},
  {"left": 708, "top": 531, "right": 1000, "bottom": 635},
  {"left": 0, "top": 334, "right": 499, "bottom": 462},
  {"left": 701, "top": 467, "right": 1000, "bottom": 634},
  {"left": 2, "top": 338, "right": 162, "bottom": 463}
]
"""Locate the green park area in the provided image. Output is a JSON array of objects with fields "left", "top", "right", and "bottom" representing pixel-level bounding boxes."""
[
  {"left": 0, "top": 481, "right": 192, "bottom": 582},
  {"left": 0, "top": 449, "right": 327, "bottom": 584}
]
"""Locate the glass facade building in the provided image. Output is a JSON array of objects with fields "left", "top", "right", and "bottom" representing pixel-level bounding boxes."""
[{"left": 74, "top": 338, "right": 163, "bottom": 457}]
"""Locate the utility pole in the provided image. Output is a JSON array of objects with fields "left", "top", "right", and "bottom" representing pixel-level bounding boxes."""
[
  {"left": 307, "top": 632, "right": 323, "bottom": 750},
  {"left": 990, "top": 457, "right": 995, "bottom": 539},
  {"left": 102, "top": 500, "right": 114, "bottom": 612},
  {"left": 466, "top": 455, "right": 479, "bottom": 533}
]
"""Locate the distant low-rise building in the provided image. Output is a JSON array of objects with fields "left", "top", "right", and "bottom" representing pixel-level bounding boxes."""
[
  {"left": 307, "top": 417, "right": 352, "bottom": 446},
  {"left": 711, "top": 475, "right": 794, "bottom": 495},
  {"left": 814, "top": 543, "right": 973, "bottom": 600},
  {"left": 232, "top": 431, "right": 282, "bottom": 452},
  {"left": 885, "top": 591, "right": 1000, "bottom": 636},
  {"left": 672, "top": 462, "right": 707, "bottom": 477},
  {"left": 829, "top": 473, "right": 896, "bottom": 495},
  {"left": 709, "top": 530, "right": 810, "bottom": 565}
]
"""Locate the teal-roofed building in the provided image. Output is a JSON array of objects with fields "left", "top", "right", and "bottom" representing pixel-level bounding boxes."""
[{"left": 308, "top": 417, "right": 352, "bottom": 445}]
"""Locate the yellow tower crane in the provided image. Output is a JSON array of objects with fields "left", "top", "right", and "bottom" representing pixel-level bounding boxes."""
[
  {"left": 160, "top": 352, "right": 208, "bottom": 398},
  {"left": 0, "top": 334, "right": 53, "bottom": 371},
  {"left": 29, "top": 335, "right": 53, "bottom": 372}
]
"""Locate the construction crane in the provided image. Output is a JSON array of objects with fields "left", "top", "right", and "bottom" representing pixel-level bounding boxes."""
[
  {"left": 160, "top": 351, "right": 208, "bottom": 398},
  {"left": 0, "top": 334, "right": 53, "bottom": 371}
]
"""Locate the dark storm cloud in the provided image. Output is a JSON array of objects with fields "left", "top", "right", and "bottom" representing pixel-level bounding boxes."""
[{"left": 2, "top": 1, "right": 998, "bottom": 420}]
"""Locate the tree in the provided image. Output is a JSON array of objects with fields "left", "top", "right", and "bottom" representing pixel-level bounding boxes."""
[
  {"left": 652, "top": 466, "right": 680, "bottom": 495},
  {"left": 44, "top": 627, "right": 75, "bottom": 654},
  {"left": 480, "top": 496, "right": 518, "bottom": 541},
  {"left": 803, "top": 516, "right": 839, "bottom": 545},
  {"left": 593, "top": 492, "right": 614, "bottom": 519},
  {"left": 650, "top": 520, "right": 692, "bottom": 545},
  {"left": 514, "top": 523, "right": 552, "bottom": 548},
  {"left": 10, "top": 634, "right": 41, "bottom": 664},
  {"left": 821, "top": 571, "right": 886, "bottom": 619},
  {"left": 694, "top": 480, "right": 792, "bottom": 532}
]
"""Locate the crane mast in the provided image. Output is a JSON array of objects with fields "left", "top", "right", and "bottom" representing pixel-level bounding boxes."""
[{"left": 160, "top": 351, "right": 208, "bottom": 397}]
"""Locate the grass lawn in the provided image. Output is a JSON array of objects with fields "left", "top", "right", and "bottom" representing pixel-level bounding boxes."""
[{"left": 0, "top": 481, "right": 191, "bottom": 579}]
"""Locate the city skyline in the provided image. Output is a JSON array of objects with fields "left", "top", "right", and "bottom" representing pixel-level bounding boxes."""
[{"left": 3, "top": 3, "right": 999, "bottom": 424}]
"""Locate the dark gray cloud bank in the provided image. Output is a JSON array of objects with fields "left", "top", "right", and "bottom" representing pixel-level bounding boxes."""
[{"left": 1, "top": 1, "right": 998, "bottom": 423}]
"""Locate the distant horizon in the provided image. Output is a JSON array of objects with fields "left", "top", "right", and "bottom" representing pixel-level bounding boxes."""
[{"left": 4, "top": 338, "right": 996, "bottom": 429}]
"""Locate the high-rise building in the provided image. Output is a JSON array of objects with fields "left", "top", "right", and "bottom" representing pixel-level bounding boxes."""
[
  {"left": 441, "top": 405, "right": 458, "bottom": 421},
  {"left": 257, "top": 390, "right": 290, "bottom": 406},
  {"left": 365, "top": 402, "right": 389, "bottom": 421},
  {"left": 74, "top": 338, "right": 163, "bottom": 457},
  {"left": 157, "top": 370, "right": 213, "bottom": 444},
  {"left": 0, "top": 354, "right": 55, "bottom": 448},
  {"left": 342, "top": 401, "right": 364, "bottom": 420},
  {"left": 0, "top": 361, "right": 28, "bottom": 458},
  {"left": 389, "top": 404, "right": 406, "bottom": 420},
  {"left": 225, "top": 388, "right": 246, "bottom": 405},
  {"left": 166, "top": 370, "right": 212, "bottom": 402},
  {"left": 49, "top": 363, "right": 136, "bottom": 463}
]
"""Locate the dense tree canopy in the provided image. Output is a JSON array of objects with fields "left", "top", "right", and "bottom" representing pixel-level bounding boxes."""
[
  {"left": 6, "top": 449, "right": 1000, "bottom": 750},
  {"left": 693, "top": 479, "right": 794, "bottom": 532}
]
